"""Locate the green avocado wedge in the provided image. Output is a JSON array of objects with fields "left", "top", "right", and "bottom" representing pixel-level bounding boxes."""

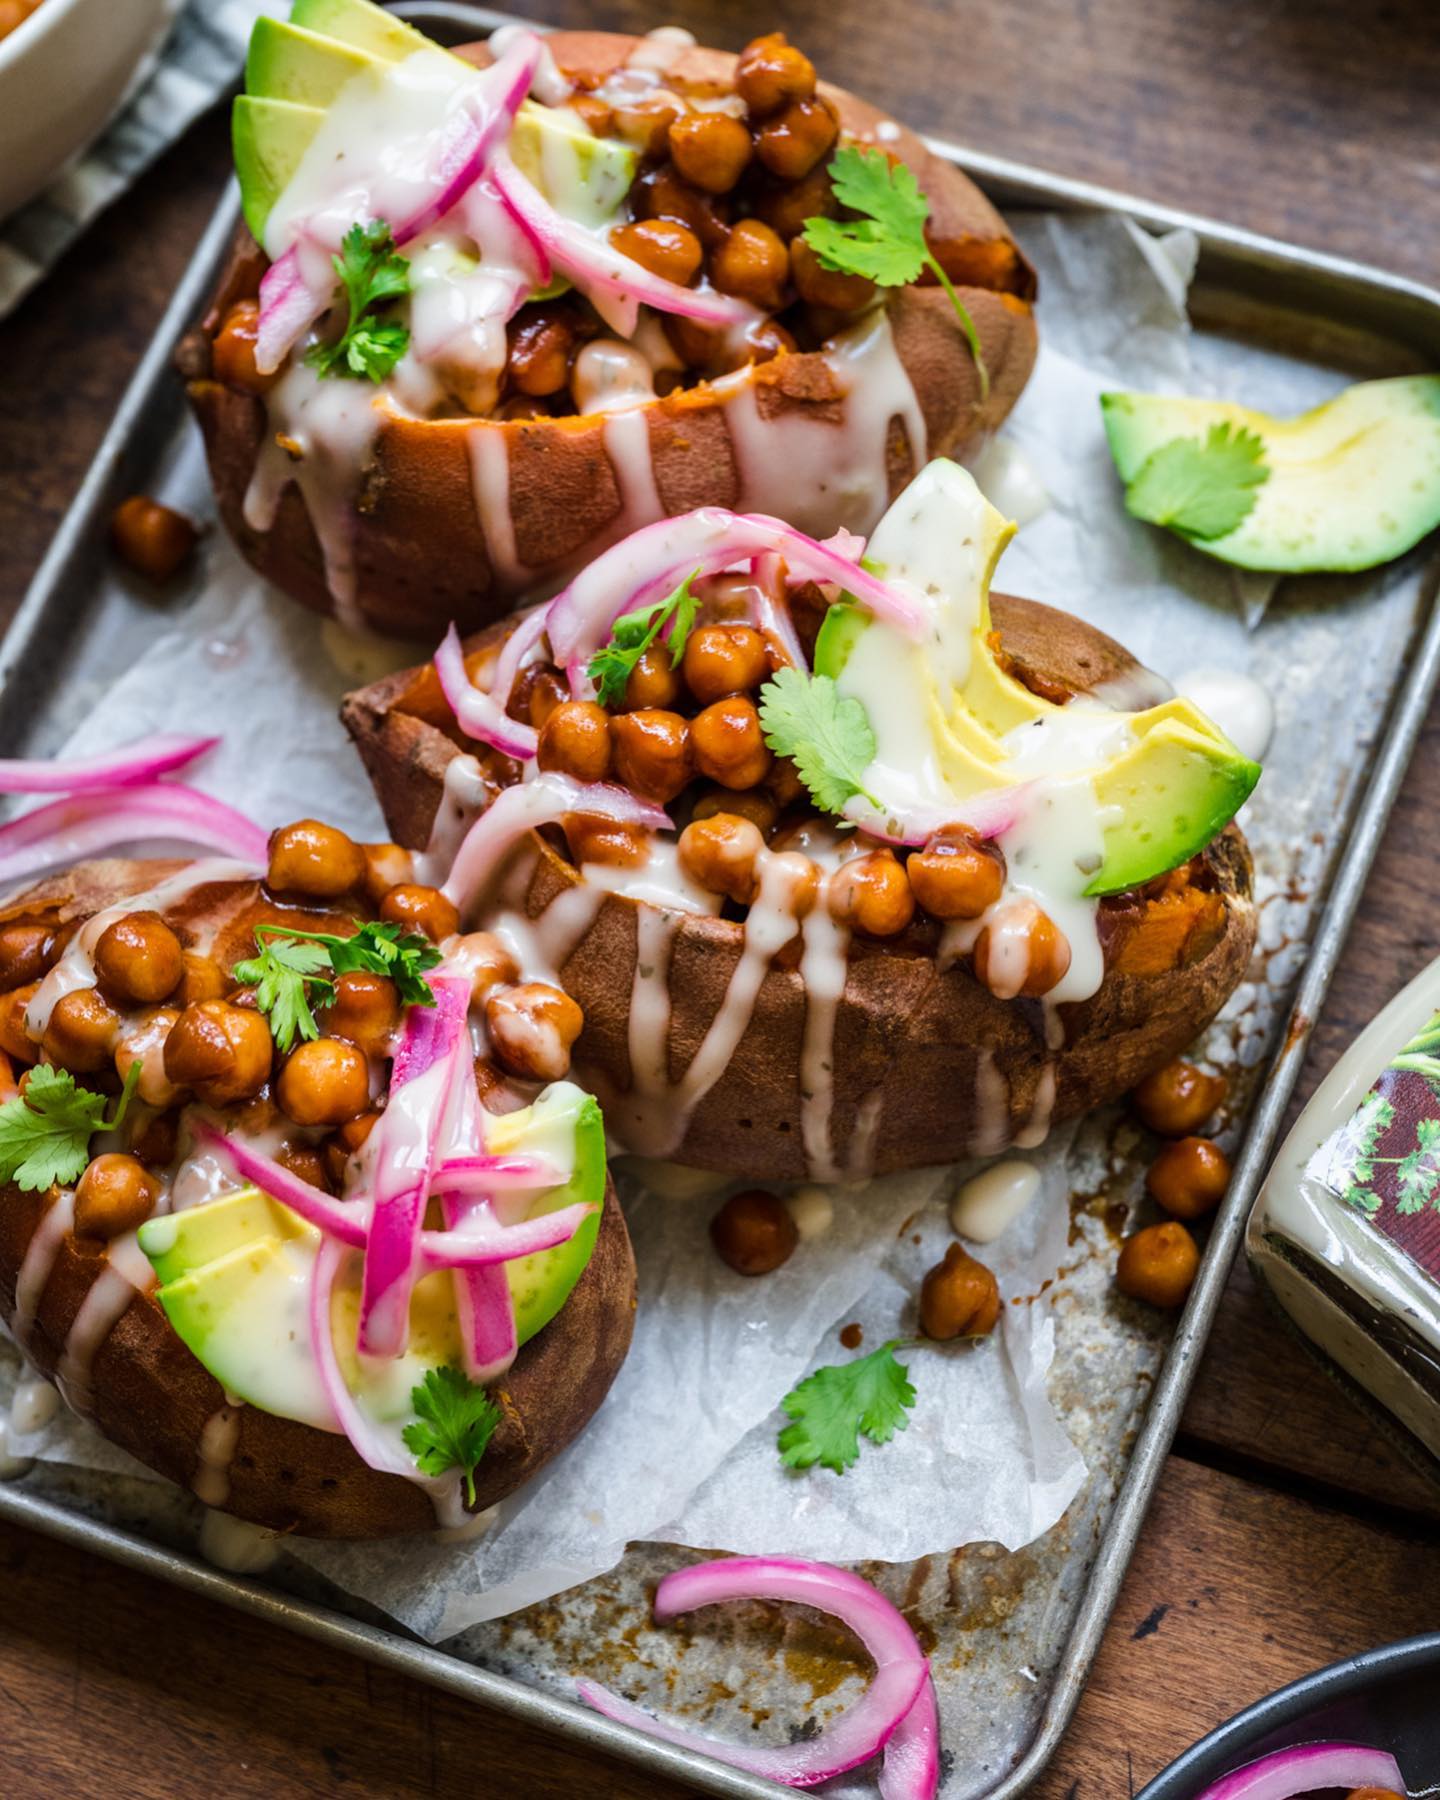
[
  {"left": 289, "top": 0, "right": 432, "bottom": 61},
  {"left": 246, "top": 17, "right": 388, "bottom": 108},
  {"left": 233, "top": 95, "right": 326, "bottom": 244},
  {"left": 1101, "top": 377, "right": 1440, "bottom": 574}
]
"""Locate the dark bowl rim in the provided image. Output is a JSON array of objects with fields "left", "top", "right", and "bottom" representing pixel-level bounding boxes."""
[{"left": 1136, "top": 1631, "right": 1440, "bottom": 1799}]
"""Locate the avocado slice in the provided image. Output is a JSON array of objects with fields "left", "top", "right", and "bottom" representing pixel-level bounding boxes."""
[
  {"left": 815, "top": 459, "right": 1259, "bottom": 892},
  {"left": 246, "top": 17, "right": 387, "bottom": 108},
  {"left": 1101, "top": 377, "right": 1440, "bottom": 573},
  {"left": 233, "top": 95, "right": 326, "bottom": 245},
  {"left": 509, "top": 107, "right": 637, "bottom": 229},
  {"left": 288, "top": 0, "right": 432, "bottom": 62}
]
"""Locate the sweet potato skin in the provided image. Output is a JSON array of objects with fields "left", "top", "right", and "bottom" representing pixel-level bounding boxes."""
[
  {"left": 341, "top": 596, "right": 1259, "bottom": 1178},
  {"left": 0, "top": 863, "right": 638, "bottom": 1537},
  {"left": 180, "top": 31, "right": 1038, "bottom": 639}
]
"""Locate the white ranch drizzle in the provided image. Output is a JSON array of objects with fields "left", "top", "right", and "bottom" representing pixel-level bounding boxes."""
[
  {"left": 601, "top": 408, "right": 665, "bottom": 538},
  {"left": 846, "top": 1090, "right": 885, "bottom": 1181},
  {"left": 198, "top": 1510, "right": 280, "bottom": 1575},
  {"left": 624, "top": 24, "right": 696, "bottom": 74},
  {"left": 1014, "top": 1062, "right": 1057, "bottom": 1151},
  {"left": 970, "top": 1048, "right": 1013, "bottom": 1157},
  {"left": 797, "top": 899, "right": 850, "bottom": 1182},
  {"left": 56, "top": 1264, "right": 139, "bottom": 1414},
  {"left": 13, "top": 1189, "right": 76, "bottom": 1345},
  {"left": 950, "top": 1160, "right": 1040, "bottom": 1243},
  {"left": 11, "top": 1372, "right": 59, "bottom": 1436},
  {"left": 466, "top": 423, "right": 529, "bottom": 590},
  {"left": 193, "top": 1403, "right": 245, "bottom": 1507}
]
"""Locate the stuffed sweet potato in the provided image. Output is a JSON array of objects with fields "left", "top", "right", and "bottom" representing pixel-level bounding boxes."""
[
  {"left": 179, "top": 8, "right": 1036, "bottom": 638},
  {"left": 0, "top": 845, "right": 635, "bottom": 1538},
  {"left": 342, "top": 461, "right": 1261, "bottom": 1179}
]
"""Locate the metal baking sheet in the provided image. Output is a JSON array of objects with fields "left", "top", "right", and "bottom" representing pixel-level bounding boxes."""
[{"left": 3, "top": 6, "right": 1440, "bottom": 1795}]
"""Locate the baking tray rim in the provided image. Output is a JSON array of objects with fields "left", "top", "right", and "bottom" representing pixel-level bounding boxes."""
[{"left": 2, "top": 22, "right": 1439, "bottom": 1794}]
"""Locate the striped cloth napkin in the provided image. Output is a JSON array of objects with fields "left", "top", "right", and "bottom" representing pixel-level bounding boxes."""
[{"left": 0, "top": 0, "right": 281, "bottom": 320}]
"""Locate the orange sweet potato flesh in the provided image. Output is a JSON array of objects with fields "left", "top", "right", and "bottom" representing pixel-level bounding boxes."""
[
  {"left": 178, "top": 31, "right": 1038, "bottom": 639},
  {"left": 341, "top": 595, "right": 1259, "bottom": 1178}
]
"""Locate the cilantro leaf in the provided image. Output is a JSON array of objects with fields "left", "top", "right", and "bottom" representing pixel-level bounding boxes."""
[
  {"left": 758, "top": 665, "right": 877, "bottom": 815},
  {"left": 326, "top": 920, "right": 442, "bottom": 1007},
  {"left": 235, "top": 920, "right": 441, "bottom": 1052},
  {"left": 402, "top": 1365, "right": 503, "bottom": 1504},
  {"left": 1121, "top": 423, "right": 1270, "bottom": 542},
  {"left": 306, "top": 220, "right": 412, "bottom": 383},
  {"left": 586, "top": 572, "right": 701, "bottom": 709},
  {"left": 802, "top": 145, "right": 988, "bottom": 398},
  {"left": 778, "top": 1340, "right": 917, "bottom": 1474},
  {"left": 0, "top": 1060, "right": 142, "bottom": 1193}
]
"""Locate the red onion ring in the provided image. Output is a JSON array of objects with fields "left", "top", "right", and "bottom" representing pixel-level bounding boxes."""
[
  {"left": 0, "top": 734, "right": 218, "bottom": 794},
  {"left": 0, "top": 782, "right": 268, "bottom": 886},
  {"left": 434, "top": 623, "right": 538, "bottom": 761},
  {"left": 1193, "top": 1741, "right": 1406, "bottom": 1799}
]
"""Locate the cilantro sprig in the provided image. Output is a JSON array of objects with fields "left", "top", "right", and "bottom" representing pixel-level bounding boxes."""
[
  {"left": 758, "top": 665, "right": 878, "bottom": 815},
  {"left": 403, "top": 1365, "right": 503, "bottom": 1503},
  {"left": 586, "top": 572, "right": 701, "bottom": 708},
  {"left": 0, "top": 1060, "right": 142, "bottom": 1194},
  {"left": 1120, "top": 421, "right": 1270, "bottom": 541},
  {"left": 306, "top": 220, "right": 412, "bottom": 383},
  {"left": 778, "top": 1340, "right": 917, "bottom": 1474},
  {"left": 233, "top": 920, "right": 441, "bottom": 1053},
  {"left": 803, "top": 145, "right": 989, "bottom": 398}
]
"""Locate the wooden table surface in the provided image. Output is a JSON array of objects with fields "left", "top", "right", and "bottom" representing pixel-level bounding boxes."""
[{"left": 3, "top": 1, "right": 1439, "bottom": 1794}]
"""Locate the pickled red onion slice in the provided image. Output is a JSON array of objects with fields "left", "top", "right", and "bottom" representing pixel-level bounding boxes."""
[
  {"left": 0, "top": 734, "right": 218, "bottom": 793},
  {"left": 435, "top": 623, "right": 538, "bottom": 761},
  {"left": 0, "top": 782, "right": 268, "bottom": 886},
  {"left": 1193, "top": 1742, "right": 1406, "bottom": 1800}
]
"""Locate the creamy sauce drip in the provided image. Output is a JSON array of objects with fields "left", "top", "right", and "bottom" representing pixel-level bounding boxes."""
[
  {"left": 57, "top": 1263, "right": 140, "bottom": 1414},
  {"left": 950, "top": 1160, "right": 1040, "bottom": 1243},
  {"left": 199, "top": 1509, "right": 280, "bottom": 1575},
  {"left": 193, "top": 1403, "right": 244, "bottom": 1507},
  {"left": 1176, "top": 668, "right": 1275, "bottom": 762}
]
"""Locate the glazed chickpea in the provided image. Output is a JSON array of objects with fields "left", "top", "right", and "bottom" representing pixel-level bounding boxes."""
[
  {"left": 906, "top": 826, "right": 1005, "bottom": 921},
  {"left": 517, "top": 666, "right": 569, "bottom": 730},
  {"left": 679, "top": 625, "right": 767, "bottom": 709},
  {"left": 634, "top": 164, "right": 727, "bottom": 250},
  {"left": 129, "top": 1108, "right": 178, "bottom": 1170},
  {"left": 973, "top": 901, "right": 1072, "bottom": 1000},
  {"left": 711, "top": 1189, "right": 798, "bottom": 1275},
  {"left": 618, "top": 646, "right": 682, "bottom": 712},
  {"left": 610, "top": 709, "right": 695, "bottom": 804},
  {"left": 828, "top": 851, "right": 916, "bottom": 938},
  {"left": 277, "top": 1036, "right": 371, "bottom": 1128},
  {"left": 43, "top": 987, "right": 121, "bottom": 1073},
  {"left": 163, "top": 1000, "right": 273, "bottom": 1106},
  {"left": 1146, "top": 1136, "right": 1231, "bottom": 1221},
  {"left": 380, "top": 882, "right": 460, "bottom": 945},
  {"left": 93, "top": 910, "right": 184, "bottom": 1005},
  {"left": 790, "top": 236, "right": 877, "bottom": 311},
  {"left": 506, "top": 309, "right": 575, "bottom": 399},
  {"left": 563, "top": 815, "right": 649, "bottom": 868},
  {"left": 667, "top": 111, "right": 753, "bottom": 195},
  {"left": 321, "top": 971, "right": 399, "bottom": 1056},
  {"left": 211, "top": 299, "right": 278, "bottom": 394},
  {"left": 690, "top": 784, "right": 778, "bottom": 834},
  {"left": 110, "top": 496, "right": 199, "bottom": 584},
  {"left": 766, "top": 756, "right": 806, "bottom": 809},
  {"left": 448, "top": 931, "right": 519, "bottom": 1005},
  {"left": 692, "top": 696, "right": 772, "bottom": 790},
  {"left": 609, "top": 218, "right": 703, "bottom": 286},
  {"left": 568, "top": 94, "right": 614, "bottom": 137},
  {"left": 678, "top": 814, "right": 765, "bottom": 904},
  {"left": 754, "top": 96, "right": 839, "bottom": 182},
  {"left": 267, "top": 819, "right": 366, "bottom": 899},
  {"left": 538, "top": 701, "right": 613, "bottom": 783},
  {"left": 769, "top": 850, "right": 822, "bottom": 919},
  {"left": 751, "top": 163, "right": 834, "bottom": 240},
  {"left": 359, "top": 841, "right": 414, "bottom": 909},
  {"left": 485, "top": 982, "right": 584, "bottom": 1082},
  {"left": 736, "top": 32, "right": 817, "bottom": 117},
  {"left": 710, "top": 218, "right": 790, "bottom": 310},
  {"left": 1116, "top": 1220, "right": 1200, "bottom": 1310},
  {"left": 609, "top": 91, "right": 683, "bottom": 157},
  {"left": 0, "top": 983, "right": 39, "bottom": 1064},
  {"left": 324, "top": 1107, "right": 380, "bottom": 1187},
  {"left": 919, "top": 1241, "right": 1001, "bottom": 1340},
  {"left": 277, "top": 1143, "right": 332, "bottom": 1192},
  {"left": 1131, "top": 1059, "right": 1228, "bottom": 1138},
  {"left": 0, "top": 924, "right": 51, "bottom": 991},
  {"left": 172, "top": 951, "right": 226, "bottom": 1007},
  {"left": 74, "top": 1154, "right": 159, "bottom": 1241},
  {"left": 113, "top": 1007, "right": 183, "bottom": 1107}
]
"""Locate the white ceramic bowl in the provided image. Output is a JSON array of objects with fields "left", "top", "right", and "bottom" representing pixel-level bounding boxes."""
[{"left": 0, "top": 0, "right": 185, "bottom": 222}]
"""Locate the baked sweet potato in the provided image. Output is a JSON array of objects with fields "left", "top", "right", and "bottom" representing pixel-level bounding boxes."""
[
  {"left": 180, "top": 29, "right": 1037, "bottom": 639},
  {"left": 341, "top": 595, "right": 1259, "bottom": 1179},
  {"left": 0, "top": 859, "right": 636, "bottom": 1538}
]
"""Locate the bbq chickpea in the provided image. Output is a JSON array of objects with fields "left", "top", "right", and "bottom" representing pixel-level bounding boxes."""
[
  {"left": 634, "top": 164, "right": 727, "bottom": 250},
  {"left": 172, "top": 951, "right": 226, "bottom": 1007},
  {"left": 0, "top": 924, "right": 52, "bottom": 991},
  {"left": 113, "top": 1007, "right": 183, "bottom": 1107},
  {"left": 692, "top": 696, "right": 772, "bottom": 790},
  {"left": 667, "top": 111, "right": 753, "bottom": 195},
  {"left": 93, "top": 910, "right": 184, "bottom": 1005},
  {"left": 43, "top": 988, "right": 120, "bottom": 1073},
  {"left": 609, "top": 218, "right": 703, "bottom": 286},
  {"left": 278, "top": 1036, "right": 371, "bottom": 1128},
  {"left": 754, "top": 96, "right": 838, "bottom": 182},
  {"left": 790, "top": 236, "right": 877, "bottom": 311},
  {"left": 520, "top": 666, "right": 569, "bottom": 730},
  {"left": 752, "top": 164, "right": 834, "bottom": 240},
  {"left": 277, "top": 1143, "right": 331, "bottom": 1192},
  {"left": 506, "top": 309, "right": 575, "bottom": 398},
  {"left": 682, "top": 624, "right": 770, "bottom": 705},
  {"left": 110, "top": 496, "right": 199, "bottom": 583},
  {"left": 735, "top": 32, "right": 817, "bottom": 117},
  {"left": 611, "top": 93, "right": 684, "bottom": 157},
  {"left": 538, "top": 701, "right": 613, "bottom": 783},
  {"left": 0, "top": 983, "right": 39, "bottom": 1064},
  {"left": 324, "top": 1107, "right": 380, "bottom": 1187},
  {"left": 267, "top": 820, "right": 365, "bottom": 899},
  {"left": 678, "top": 814, "right": 765, "bottom": 904},
  {"left": 691, "top": 783, "right": 779, "bottom": 834},
  {"left": 710, "top": 1188, "right": 798, "bottom": 1276},
  {"left": 618, "top": 646, "right": 682, "bottom": 711},
  {"left": 1116, "top": 1220, "right": 1199, "bottom": 1309},
  {"left": 906, "top": 826, "right": 1005, "bottom": 921},
  {"left": 920, "top": 1241, "right": 1001, "bottom": 1340},
  {"left": 563, "top": 816, "right": 650, "bottom": 868},
  {"left": 485, "top": 982, "right": 584, "bottom": 1082},
  {"left": 973, "top": 901, "right": 1072, "bottom": 1000},
  {"left": 448, "top": 931, "right": 519, "bottom": 1005},
  {"left": 163, "top": 1000, "right": 273, "bottom": 1106},
  {"left": 360, "top": 841, "right": 414, "bottom": 909},
  {"left": 1131, "top": 1059, "right": 1227, "bottom": 1138},
  {"left": 610, "top": 709, "right": 694, "bottom": 803},
  {"left": 710, "top": 218, "right": 790, "bottom": 310},
  {"left": 130, "top": 1109, "right": 178, "bottom": 1171},
  {"left": 74, "top": 1154, "right": 159, "bottom": 1241},
  {"left": 211, "top": 299, "right": 277, "bottom": 394},
  {"left": 380, "top": 882, "right": 460, "bottom": 945},
  {"left": 828, "top": 851, "right": 915, "bottom": 938},
  {"left": 1146, "top": 1136, "right": 1231, "bottom": 1221},
  {"left": 321, "top": 971, "right": 399, "bottom": 1056}
]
